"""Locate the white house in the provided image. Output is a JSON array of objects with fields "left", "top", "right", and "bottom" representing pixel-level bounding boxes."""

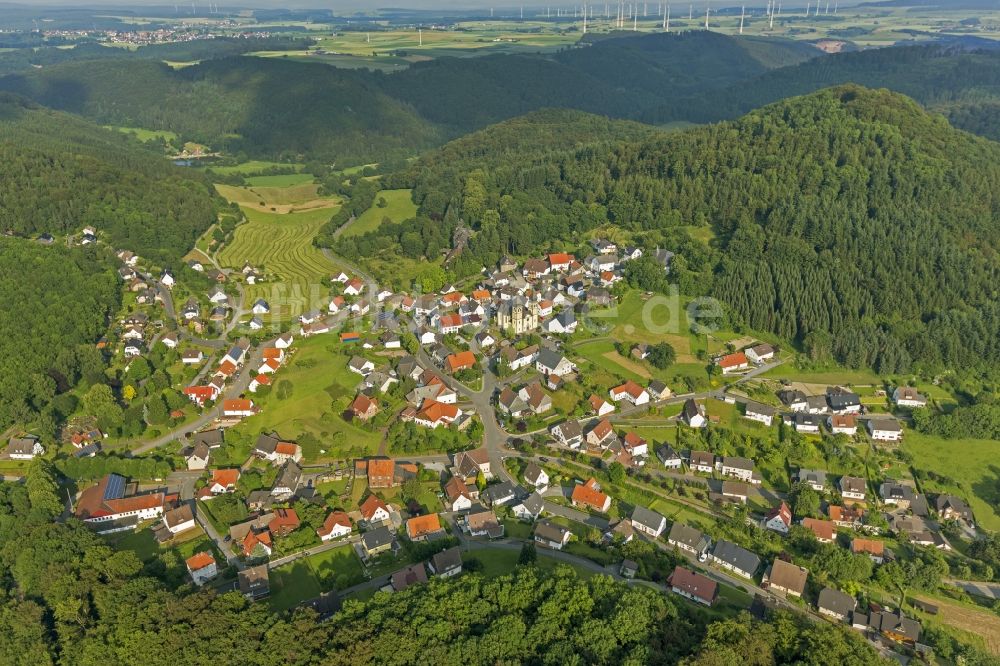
[
  {"left": 720, "top": 457, "right": 758, "bottom": 484},
  {"left": 763, "top": 502, "right": 792, "bottom": 534},
  {"left": 163, "top": 505, "right": 196, "bottom": 534},
  {"left": 868, "top": 418, "right": 903, "bottom": 442},
  {"left": 743, "top": 402, "right": 775, "bottom": 427},
  {"left": 893, "top": 386, "right": 927, "bottom": 409},
  {"left": 275, "top": 333, "right": 294, "bottom": 349},
  {"left": 7, "top": 437, "right": 44, "bottom": 460},
  {"left": 630, "top": 506, "right": 667, "bottom": 538},
  {"left": 656, "top": 445, "right": 683, "bottom": 469},
  {"left": 318, "top": 512, "right": 353, "bottom": 541},
  {"left": 535, "top": 349, "right": 576, "bottom": 377},
  {"left": 610, "top": 380, "right": 649, "bottom": 406},
  {"left": 186, "top": 552, "right": 218, "bottom": 586},
  {"left": 839, "top": 476, "right": 867, "bottom": 502},
  {"left": 745, "top": 343, "right": 776, "bottom": 364},
  {"left": 523, "top": 463, "right": 549, "bottom": 491},
  {"left": 252, "top": 299, "right": 270, "bottom": 314}
]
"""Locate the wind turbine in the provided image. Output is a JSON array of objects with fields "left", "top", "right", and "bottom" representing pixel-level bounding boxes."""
[
  {"left": 664, "top": 3, "right": 670, "bottom": 30},
  {"left": 704, "top": 0, "right": 709, "bottom": 29},
  {"left": 739, "top": 5, "right": 745, "bottom": 33}
]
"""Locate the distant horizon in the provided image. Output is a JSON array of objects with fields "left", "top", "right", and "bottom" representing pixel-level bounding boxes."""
[{"left": 0, "top": 0, "right": 871, "bottom": 13}]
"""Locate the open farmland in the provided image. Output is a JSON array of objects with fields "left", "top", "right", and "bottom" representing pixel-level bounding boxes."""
[
  {"left": 216, "top": 201, "right": 339, "bottom": 320},
  {"left": 340, "top": 188, "right": 418, "bottom": 238}
]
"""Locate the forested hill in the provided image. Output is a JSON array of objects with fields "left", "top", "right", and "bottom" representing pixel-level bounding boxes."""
[
  {"left": 0, "top": 57, "right": 443, "bottom": 165},
  {"left": 0, "top": 95, "right": 219, "bottom": 264},
  {"left": 0, "top": 238, "right": 119, "bottom": 433},
  {"left": 359, "top": 86, "right": 1000, "bottom": 377},
  {"left": 645, "top": 44, "right": 1000, "bottom": 140},
  {"left": 374, "top": 31, "right": 818, "bottom": 133}
]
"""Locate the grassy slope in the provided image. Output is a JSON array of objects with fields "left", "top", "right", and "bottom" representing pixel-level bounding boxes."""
[
  {"left": 229, "top": 334, "right": 384, "bottom": 460},
  {"left": 340, "top": 189, "right": 418, "bottom": 239}
]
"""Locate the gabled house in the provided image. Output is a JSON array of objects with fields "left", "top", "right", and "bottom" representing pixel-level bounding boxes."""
[
  {"left": 239, "top": 565, "right": 270, "bottom": 600},
  {"left": 630, "top": 505, "right": 666, "bottom": 537},
  {"left": 585, "top": 418, "right": 616, "bottom": 448},
  {"left": 710, "top": 540, "right": 761, "bottom": 579},
  {"left": 762, "top": 559, "right": 808, "bottom": 598},
  {"left": 534, "top": 520, "right": 572, "bottom": 550},
  {"left": 682, "top": 399, "right": 706, "bottom": 428},
  {"left": 359, "top": 495, "right": 392, "bottom": 526},
  {"left": 570, "top": 478, "right": 611, "bottom": 513},
  {"left": 429, "top": 546, "right": 463, "bottom": 578},
  {"left": 935, "top": 495, "right": 973, "bottom": 524},
  {"left": 763, "top": 501, "right": 792, "bottom": 534},
  {"left": 851, "top": 538, "right": 886, "bottom": 564},
  {"left": 745, "top": 343, "right": 775, "bottom": 364},
  {"left": 667, "top": 523, "right": 710, "bottom": 556},
  {"left": 720, "top": 457, "right": 758, "bottom": 484},
  {"left": 668, "top": 566, "right": 717, "bottom": 606},
  {"left": 688, "top": 450, "right": 715, "bottom": 474},
  {"left": 7, "top": 436, "right": 44, "bottom": 460},
  {"left": 778, "top": 389, "right": 808, "bottom": 412},
  {"left": 454, "top": 449, "right": 492, "bottom": 480},
  {"left": 817, "top": 587, "right": 857, "bottom": 622},
  {"left": 868, "top": 418, "right": 903, "bottom": 442},
  {"left": 839, "top": 475, "right": 867, "bottom": 502},
  {"left": 535, "top": 349, "right": 576, "bottom": 377},
  {"left": 743, "top": 402, "right": 775, "bottom": 427},
  {"left": 793, "top": 412, "right": 822, "bottom": 434},
  {"left": 656, "top": 444, "right": 683, "bottom": 469},
  {"left": 801, "top": 518, "right": 836, "bottom": 543},
  {"left": 826, "top": 387, "right": 861, "bottom": 414},
  {"left": 444, "top": 475, "right": 477, "bottom": 512},
  {"left": 794, "top": 468, "right": 827, "bottom": 492},
  {"left": 518, "top": 382, "right": 552, "bottom": 415},
  {"left": 348, "top": 356, "right": 375, "bottom": 376},
  {"left": 588, "top": 394, "right": 615, "bottom": 417},
  {"left": 464, "top": 507, "right": 504, "bottom": 538},
  {"left": 361, "top": 526, "right": 396, "bottom": 558},
  {"left": 522, "top": 463, "right": 549, "bottom": 491},
  {"left": 717, "top": 352, "right": 749, "bottom": 374},
  {"left": 512, "top": 492, "right": 546, "bottom": 522},
  {"left": 893, "top": 386, "right": 927, "bottom": 409},
  {"left": 720, "top": 481, "right": 751, "bottom": 504},
  {"left": 610, "top": 380, "right": 649, "bottom": 406},
  {"left": 828, "top": 413, "right": 858, "bottom": 436},
  {"left": 550, "top": 419, "right": 583, "bottom": 448}
]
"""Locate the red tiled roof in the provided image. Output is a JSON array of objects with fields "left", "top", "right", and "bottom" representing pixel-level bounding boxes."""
[
  {"left": 669, "top": 566, "right": 718, "bottom": 603},
  {"left": 406, "top": 513, "right": 442, "bottom": 539},
  {"left": 802, "top": 518, "right": 836, "bottom": 541},
  {"left": 186, "top": 551, "right": 216, "bottom": 571},
  {"left": 211, "top": 469, "right": 240, "bottom": 488},
  {"left": 852, "top": 538, "right": 884, "bottom": 556},
  {"left": 262, "top": 348, "right": 282, "bottom": 359},
  {"left": 612, "top": 380, "right": 645, "bottom": 399},
  {"left": 359, "top": 494, "right": 389, "bottom": 520},
  {"left": 446, "top": 350, "right": 476, "bottom": 372},
  {"left": 319, "top": 511, "right": 352, "bottom": 537},
  {"left": 223, "top": 399, "right": 253, "bottom": 412},
  {"left": 217, "top": 360, "right": 237, "bottom": 376},
  {"left": 417, "top": 399, "right": 459, "bottom": 424},
  {"left": 268, "top": 508, "right": 300, "bottom": 535},
  {"left": 275, "top": 442, "right": 298, "bottom": 456},
  {"left": 719, "top": 352, "right": 748, "bottom": 369},
  {"left": 572, "top": 478, "right": 610, "bottom": 511}
]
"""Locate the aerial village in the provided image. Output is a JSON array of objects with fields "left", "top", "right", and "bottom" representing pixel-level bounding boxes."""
[{"left": 8, "top": 236, "right": 974, "bottom": 659}]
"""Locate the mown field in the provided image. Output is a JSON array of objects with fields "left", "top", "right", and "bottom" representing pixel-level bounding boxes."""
[
  {"left": 229, "top": 334, "right": 384, "bottom": 461},
  {"left": 215, "top": 190, "right": 339, "bottom": 320},
  {"left": 340, "top": 188, "right": 417, "bottom": 238}
]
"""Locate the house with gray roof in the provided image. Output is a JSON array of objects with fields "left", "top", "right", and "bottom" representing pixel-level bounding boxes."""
[{"left": 710, "top": 540, "right": 761, "bottom": 579}]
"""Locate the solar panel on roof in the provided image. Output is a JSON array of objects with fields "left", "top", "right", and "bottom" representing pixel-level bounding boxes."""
[{"left": 103, "top": 474, "right": 126, "bottom": 501}]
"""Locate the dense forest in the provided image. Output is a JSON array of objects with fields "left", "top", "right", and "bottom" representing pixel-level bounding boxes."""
[
  {"left": 0, "top": 95, "right": 220, "bottom": 263},
  {"left": 8, "top": 33, "right": 1000, "bottom": 162},
  {"left": 0, "top": 238, "right": 119, "bottom": 434},
  {"left": 344, "top": 86, "right": 1000, "bottom": 378},
  {"left": 647, "top": 43, "right": 1000, "bottom": 140},
  {"left": 0, "top": 57, "right": 443, "bottom": 165},
  {"left": 0, "top": 462, "right": 889, "bottom": 665}
]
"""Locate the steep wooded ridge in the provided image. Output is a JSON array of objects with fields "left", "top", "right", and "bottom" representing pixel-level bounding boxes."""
[
  {"left": 0, "top": 57, "right": 444, "bottom": 165},
  {"left": 0, "top": 238, "right": 119, "bottom": 433},
  {"left": 366, "top": 31, "right": 818, "bottom": 133},
  {"left": 0, "top": 95, "right": 219, "bottom": 264},
  {"left": 368, "top": 86, "right": 1000, "bottom": 376},
  {"left": 647, "top": 44, "right": 1000, "bottom": 140}
]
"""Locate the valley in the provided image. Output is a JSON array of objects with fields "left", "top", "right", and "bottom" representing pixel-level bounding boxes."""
[{"left": 3, "top": 5, "right": 1000, "bottom": 665}]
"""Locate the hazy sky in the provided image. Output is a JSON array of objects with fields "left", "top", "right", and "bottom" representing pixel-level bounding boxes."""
[{"left": 7, "top": 0, "right": 849, "bottom": 10}]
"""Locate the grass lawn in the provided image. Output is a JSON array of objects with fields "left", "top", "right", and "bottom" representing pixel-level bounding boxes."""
[
  {"left": 215, "top": 199, "right": 340, "bottom": 321},
  {"left": 268, "top": 560, "right": 323, "bottom": 613},
  {"left": 210, "top": 160, "right": 304, "bottom": 177},
  {"left": 470, "top": 548, "right": 599, "bottom": 580},
  {"left": 307, "top": 544, "right": 366, "bottom": 589},
  {"left": 230, "top": 335, "right": 384, "bottom": 461},
  {"left": 109, "top": 125, "right": 179, "bottom": 144},
  {"left": 340, "top": 189, "right": 417, "bottom": 238},
  {"left": 761, "top": 365, "right": 882, "bottom": 386},
  {"left": 904, "top": 431, "right": 1000, "bottom": 532},
  {"left": 244, "top": 173, "right": 315, "bottom": 188}
]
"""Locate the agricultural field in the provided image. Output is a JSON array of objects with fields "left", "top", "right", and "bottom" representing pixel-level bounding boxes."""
[
  {"left": 340, "top": 189, "right": 418, "bottom": 239},
  {"left": 108, "top": 125, "right": 179, "bottom": 145},
  {"left": 209, "top": 160, "right": 306, "bottom": 177},
  {"left": 904, "top": 431, "right": 1000, "bottom": 533},
  {"left": 229, "top": 334, "right": 384, "bottom": 461},
  {"left": 244, "top": 173, "right": 316, "bottom": 188},
  {"left": 214, "top": 182, "right": 335, "bottom": 213},
  {"left": 215, "top": 202, "right": 339, "bottom": 320}
]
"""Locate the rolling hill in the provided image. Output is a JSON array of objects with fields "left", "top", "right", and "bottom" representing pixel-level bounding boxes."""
[
  {"left": 0, "top": 94, "right": 220, "bottom": 264},
  {"left": 0, "top": 56, "right": 444, "bottom": 165},
  {"left": 360, "top": 86, "right": 1000, "bottom": 377}
]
